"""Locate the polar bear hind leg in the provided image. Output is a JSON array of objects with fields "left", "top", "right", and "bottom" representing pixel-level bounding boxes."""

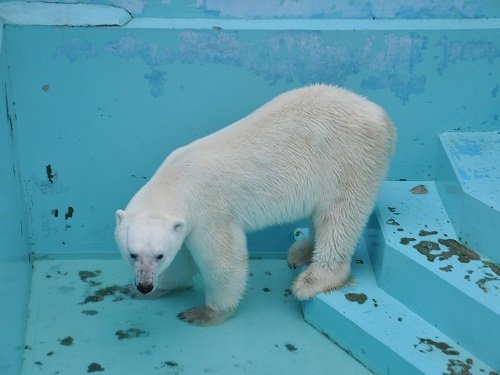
[
  {"left": 292, "top": 184, "right": 378, "bottom": 300},
  {"left": 287, "top": 237, "right": 314, "bottom": 269}
]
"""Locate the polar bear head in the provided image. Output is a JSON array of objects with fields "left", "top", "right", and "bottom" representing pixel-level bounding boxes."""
[{"left": 115, "top": 210, "right": 187, "bottom": 295}]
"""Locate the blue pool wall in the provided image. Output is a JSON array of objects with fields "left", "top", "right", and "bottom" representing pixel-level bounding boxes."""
[
  {"left": 0, "top": 25, "right": 31, "bottom": 375},
  {"left": 4, "top": 22, "right": 500, "bottom": 257},
  {"left": 0, "top": 1, "right": 499, "bottom": 374}
]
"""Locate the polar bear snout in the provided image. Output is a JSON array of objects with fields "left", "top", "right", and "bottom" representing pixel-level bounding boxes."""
[
  {"left": 134, "top": 262, "right": 157, "bottom": 295},
  {"left": 136, "top": 281, "right": 154, "bottom": 295}
]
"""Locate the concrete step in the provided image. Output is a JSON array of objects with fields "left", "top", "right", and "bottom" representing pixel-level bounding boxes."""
[
  {"left": 365, "top": 181, "right": 499, "bottom": 370},
  {"left": 303, "top": 237, "right": 497, "bottom": 375},
  {"left": 437, "top": 131, "right": 500, "bottom": 263}
]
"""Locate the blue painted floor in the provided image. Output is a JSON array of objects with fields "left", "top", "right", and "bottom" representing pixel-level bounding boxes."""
[{"left": 22, "top": 258, "right": 371, "bottom": 375}]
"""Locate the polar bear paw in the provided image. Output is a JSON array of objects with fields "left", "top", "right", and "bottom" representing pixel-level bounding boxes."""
[
  {"left": 287, "top": 238, "right": 314, "bottom": 269},
  {"left": 292, "top": 263, "right": 350, "bottom": 300},
  {"left": 177, "top": 306, "right": 234, "bottom": 326}
]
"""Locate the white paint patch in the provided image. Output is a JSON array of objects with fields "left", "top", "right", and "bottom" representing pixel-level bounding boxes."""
[{"left": 0, "top": 1, "right": 131, "bottom": 26}]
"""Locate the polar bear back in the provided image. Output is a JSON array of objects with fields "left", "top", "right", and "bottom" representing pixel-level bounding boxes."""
[{"left": 131, "top": 85, "right": 396, "bottom": 232}]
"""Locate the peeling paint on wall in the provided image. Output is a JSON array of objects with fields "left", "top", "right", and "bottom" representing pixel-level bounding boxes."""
[
  {"left": 492, "top": 84, "right": 499, "bottom": 98},
  {"left": 54, "top": 38, "right": 97, "bottom": 63},
  {"left": 195, "top": 0, "right": 345, "bottom": 19},
  {"left": 144, "top": 69, "right": 167, "bottom": 97},
  {"left": 54, "top": 30, "right": 500, "bottom": 102},
  {"left": 194, "top": 0, "right": 484, "bottom": 19},
  {"left": 453, "top": 139, "right": 482, "bottom": 157},
  {"left": 59, "top": 30, "right": 437, "bottom": 102},
  {"left": 437, "top": 37, "right": 500, "bottom": 74}
]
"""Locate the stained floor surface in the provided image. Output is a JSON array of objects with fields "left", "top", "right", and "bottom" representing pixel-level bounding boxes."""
[{"left": 22, "top": 258, "right": 371, "bottom": 375}]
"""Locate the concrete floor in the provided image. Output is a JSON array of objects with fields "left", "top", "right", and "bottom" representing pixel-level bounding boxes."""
[{"left": 22, "top": 258, "right": 372, "bottom": 375}]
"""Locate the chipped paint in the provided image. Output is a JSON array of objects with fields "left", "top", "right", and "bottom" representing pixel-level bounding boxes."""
[
  {"left": 115, "top": 328, "right": 148, "bottom": 340},
  {"left": 87, "top": 362, "right": 105, "bottom": 373},
  {"left": 45, "top": 164, "right": 55, "bottom": 183},
  {"left": 411, "top": 237, "right": 499, "bottom": 293},
  {"left": 437, "top": 37, "right": 500, "bottom": 74},
  {"left": 58, "top": 336, "right": 73, "bottom": 346},
  {"left": 361, "top": 72, "right": 426, "bottom": 103},
  {"left": 79, "top": 285, "right": 131, "bottom": 304},
  {"left": 452, "top": 138, "right": 482, "bottom": 157},
  {"left": 483, "top": 261, "right": 500, "bottom": 276},
  {"left": 84, "top": 31, "right": 429, "bottom": 101},
  {"left": 386, "top": 219, "right": 400, "bottom": 226},
  {"left": 344, "top": 293, "right": 368, "bottom": 304},
  {"left": 410, "top": 184, "right": 428, "bottom": 194},
  {"left": 440, "top": 265, "right": 453, "bottom": 272},
  {"left": 419, "top": 230, "right": 438, "bottom": 236},
  {"left": 413, "top": 240, "right": 441, "bottom": 261},
  {"left": 400, "top": 237, "right": 416, "bottom": 245},
  {"left": 79, "top": 270, "right": 102, "bottom": 286},
  {"left": 415, "top": 338, "right": 460, "bottom": 356},
  {"left": 413, "top": 239, "right": 481, "bottom": 263},
  {"left": 54, "top": 38, "right": 97, "bottom": 63},
  {"left": 144, "top": 69, "right": 167, "bottom": 97},
  {"left": 79, "top": 270, "right": 101, "bottom": 282},
  {"left": 437, "top": 239, "right": 480, "bottom": 263},
  {"left": 81, "top": 310, "right": 98, "bottom": 316},
  {"left": 492, "top": 84, "right": 499, "bottom": 98},
  {"left": 194, "top": 0, "right": 485, "bottom": 19},
  {"left": 446, "top": 359, "right": 472, "bottom": 375},
  {"left": 64, "top": 206, "right": 74, "bottom": 220},
  {"left": 475, "top": 277, "right": 498, "bottom": 293},
  {"left": 160, "top": 361, "right": 179, "bottom": 368}
]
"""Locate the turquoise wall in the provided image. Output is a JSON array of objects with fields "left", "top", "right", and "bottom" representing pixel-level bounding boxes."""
[
  {"left": 0, "top": 28, "right": 31, "bottom": 375},
  {"left": 5, "top": 23, "right": 499, "bottom": 255}
]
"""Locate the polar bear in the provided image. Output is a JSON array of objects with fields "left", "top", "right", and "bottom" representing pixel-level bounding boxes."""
[{"left": 115, "top": 84, "right": 396, "bottom": 326}]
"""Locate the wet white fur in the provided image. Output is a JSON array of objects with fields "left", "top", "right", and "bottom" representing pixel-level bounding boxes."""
[{"left": 115, "top": 84, "right": 396, "bottom": 323}]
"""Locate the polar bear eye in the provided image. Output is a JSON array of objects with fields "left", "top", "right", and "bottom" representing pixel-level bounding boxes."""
[
  {"left": 156, "top": 254, "right": 164, "bottom": 260},
  {"left": 130, "top": 253, "right": 138, "bottom": 260}
]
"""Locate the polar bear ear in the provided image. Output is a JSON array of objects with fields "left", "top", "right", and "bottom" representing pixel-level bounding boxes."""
[
  {"left": 115, "top": 209, "right": 126, "bottom": 225},
  {"left": 172, "top": 219, "right": 186, "bottom": 233}
]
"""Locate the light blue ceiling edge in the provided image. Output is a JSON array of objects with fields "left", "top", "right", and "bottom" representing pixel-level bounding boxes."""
[
  {"left": 1, "top": 2, "right": 500, "bottom": 30},
  {"left": 0, "top": 1, "right": 132, "bottom": 26}
]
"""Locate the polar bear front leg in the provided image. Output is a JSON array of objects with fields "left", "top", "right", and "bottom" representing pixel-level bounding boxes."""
[
  {"left": 156, "top": 245, "right": 198, "bottom": 294},
  {"left": 178, "top": 224, "right": 248, "bottom": 326}
]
